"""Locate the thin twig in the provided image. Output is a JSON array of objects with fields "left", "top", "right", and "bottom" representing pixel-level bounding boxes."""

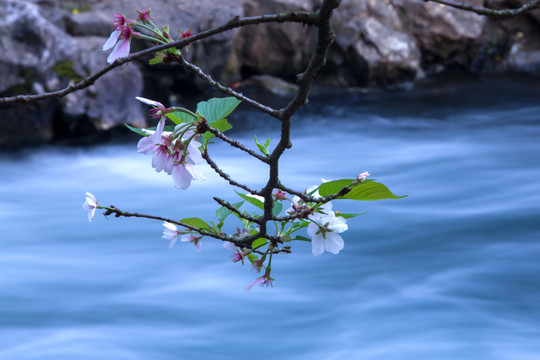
[
  {"left": 176, "top": 56, "right": 279, "bottom": 118},
  {"left": 198, "top": 121, "right": 269, "bottom": 163},
  {"left": 423, "top": 0, "right": 540, "bottom": 17},
  {"left": 202, "top": 151, "right": 262, "bottom": 195},
  {"left": 0, "top": 11, "right": 317, "bottom": 105},
  {"left": 213, "top": 197, "right": 262, "bottom": 224}
]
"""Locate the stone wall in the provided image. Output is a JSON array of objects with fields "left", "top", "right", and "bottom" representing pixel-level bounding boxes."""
[{"left": 1, "top": 0, "right": 539, "bottom": 146}]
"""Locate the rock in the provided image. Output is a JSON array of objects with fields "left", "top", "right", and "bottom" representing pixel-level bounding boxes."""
[
  {"left": 507, "top": 41, "right": 540, "bottom": 72},
  {"left": 236, "top": 74, "right": 299, "bottom": 97},
  {"left": 394, "top": 0, "right": 486, "bottom": 71},
  {"left": 81, "top": 0, "right": 244, "bottom": 88},
  {"left": 0, "top": 0, "right": 146, "bottom": 146},
  {"left": 323, "top": 0, "right": 421, "bottom": 88},
  {"left": 0, "top": 0, "right": 76, "bottom": 146},
  {"left": 235, "top": 0, "right": 315, "bottom": 80},
  {"left": 60, "top": 37, "right": 146, "bottom": 134}
]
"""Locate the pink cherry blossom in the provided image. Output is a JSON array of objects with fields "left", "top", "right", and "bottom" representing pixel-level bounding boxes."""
[
  {"left": 180, "top": 234, "right": 202, "bottom": 252},
  {"left": 103, "top": 15, "right": 138, "bottom": 64},
  {"left": 136, "top": 117, "right": 205, "bottom": 190},
  {"left": 136, "top": 8, "right": 152, "bottom": 24},
  {"left": 357, "top": 171, "right": 370, "bottom": 182},
  {"left": 82, "top": 192, "right": 98, "bottom": 222},
  {"left": 162, "top": 222, "right": 180, "bottom": 248},
  {"left": 244, "top": 273, "right": 274, "bottom": 292}
]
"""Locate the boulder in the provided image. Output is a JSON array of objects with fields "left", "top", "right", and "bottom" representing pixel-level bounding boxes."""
[
  {"left": 323, "top": 0, "right": 421, "bottom": 88},
  {"left": 394, "top": 0, "right": 486, "bottom": 72},
  {"left": 235, "top": 0, "right": 315, "bottom": 81},
  {"left": 0, "top": 0, "right": 146, "bottom": 146}
]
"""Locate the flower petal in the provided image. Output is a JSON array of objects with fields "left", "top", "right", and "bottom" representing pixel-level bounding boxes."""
[
  {"left": 107, "top": 38, "right": 130, "bottom": 63},
  {"left": 135, "top": 96, "right": 164, "bottom": 108},
  {"left": 171, "top": 165, "right": 192, "bottom": 190},
  {"left": 185, "top": 163, "right": 205, "bottom": 181},
  {"left": 137, "top": 136, "right": 156, "bottom": 154},
  {"left": 102, "top": 29, "right": 120, "bottom": 50},
  {"left": 307, "top": 223, "right": 325, "bottom": 256},
  {"left": 323, "top": 232, "right": 344, "bottom": 255}
]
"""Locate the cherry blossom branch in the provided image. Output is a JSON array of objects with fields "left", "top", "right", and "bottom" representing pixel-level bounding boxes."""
[
  {"left": 422, "top": 0, "right": 540, "bottom": 17},
  {"left": 197, "top": 121, "right": 269, "bottom": 163},
  {"left": 202, "top": 151, "right": 263, "bottom": 196},
  {"left": 0, "top": 11, "right": 316, "bottom": 105},
  {"left": 101, "top": 204, "right": 264, "bottom": 248},
  {"left": 213, "top": 197, "right": 262, "bottom": 224},
  {"left": 250, "top": 0, "right": 342, "bottom": 241},
  {"left": 102, "top": 205, "right": 230, "bottom": 240},
  {"left": 176, "top": 55, "right": 279, "bottom": 118}
]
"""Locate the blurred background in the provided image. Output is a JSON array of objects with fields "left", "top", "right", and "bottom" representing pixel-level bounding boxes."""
[{"left": 1, "top": 1, "right": 540, "bottom": 359}]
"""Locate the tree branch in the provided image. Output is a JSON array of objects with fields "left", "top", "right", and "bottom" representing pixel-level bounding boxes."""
[
  {"left": 198, "top": 121, "right": 269, "bottom": 163},
  {"left": 0, "top": 11, "right": 317, "bottom": 105},
  {"left": 175, "top": 56, "right": 279, "bottom": 118},
  {"left": 202, "top": 151, "right": 262, "bottom": 195},
  {"left": 423, "top": 0, "right": 540, "bottom": 17},
  {"left": 213, "top": 197, "right": 262, "bottom": 224}
]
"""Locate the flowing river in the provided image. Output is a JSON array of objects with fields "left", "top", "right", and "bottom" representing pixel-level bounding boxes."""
[{"left": 1, "top": 75, "right": 540, "bottom": 359}]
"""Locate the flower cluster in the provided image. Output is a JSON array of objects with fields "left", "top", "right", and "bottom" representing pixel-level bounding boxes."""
[
  {"left": 102, "top": 8, "right": 195, "bottom": 64},
  {"left": 287, "top": 186, "right": 348, "bottom": 256},
  {"left": 162, "top": 222, "right": 202, "bottom": 251},
  {"left": 136, "top": 97, "right": 205, "bottom": 190},
  {"left": 102, "top": 14, "right": 139, "bottom": 63},
  {"left": 82, "top": 192, "right": 98, "bottom": 222}
]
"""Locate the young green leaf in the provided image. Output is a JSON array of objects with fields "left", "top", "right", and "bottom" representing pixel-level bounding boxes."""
[
  {"left": 197, "top": 97, "right": 241, "bottom": 123},
  {"left": 180, "top": 217, "right": 211, "bottom": 230},
  {"left": 336, "top": 213, "right": 365, "bottom": 219},
  {"left": 252, "top": 238, "right": 267, "bottom": 249},
  {"left": 254, "top": 134, "right": 270, "bottom": 155},
  {"left": 216, "top": 201, "right": 244, "bottom": 222},
  {"left": 292, "top": 236, "right": 311, "bottom": 242},
  {"left": 167, "top": 110, "right": 195, "bottom": 124},
  {"left": 319, "top": 179, "right": 406, "bottom": 201},
  {"left": 235, "top": 191, "right": 265, "bottom": 210},
  {"left": 125, "top": 123, "right": 147, "bottom": 136},
  {"left": 201, "top": 118, "right": 233, "bottom": 141},
  {"left": 272, "top": 201, "right": 283, "bottom": 217}
]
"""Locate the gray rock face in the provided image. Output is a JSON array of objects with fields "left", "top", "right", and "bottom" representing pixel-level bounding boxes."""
[
  {"left": 0, "top": 0, "right": 145, "bottom": 146},
  {"left": 395, "top": 0, "right": 486, "bottom": 71},
  {"left": 235, "top": 0, "right": 315, "bottom": 80},
  {"left": 62, "top": 37, "right": 145, "bottom": 132},
  {"left": 2, "top": 0, "right": 540, "bottom": 146},
  {"left": 327, "top": 0, "right": 421, "bottom": 87}
]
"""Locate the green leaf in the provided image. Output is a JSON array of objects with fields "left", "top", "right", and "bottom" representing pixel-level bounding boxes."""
[
  {"left": 197, "top": 97, "right": 241, "bottom": 123},
  {"left": 149, "top": 57, "right": 163, "bottom": 65},
  {"left": 124, "top": 123, "right": 147, "bottom": 136},
  {"left": 336, "top": 212, "right": 365, "bottom": 219},
  {"left": 343, "top": 182, "right": 406, "bottom": 201},
  {"left": 318, "top": 179, "right": 356, "bottom": 196},
  {"left": 272, "top": 201, "right": 283, "bottom": 217},
  {"left": 254, "top": 134, "right": 269, "bottom": 155},
  {"left": 235, "top": 191, "right": 264, "bottom": 210},
  {"left": 318, "top": 179, "right": 406, "bottom": 201},
  {"left": 293, "top": 236, "right": 311, "bottom": 242},
  {"left": 210, "top": 118, "right": 232, "bottom": 133},
  {"left": 167, "top": 110, "right": 195, "bottom": 124},
  {"left": 179, "top": 217, "right": 211, "bottom": 230},
  {"left": 202, "top": 118, "right": 233, "bottom": 141},
  {"left": 247, "top": 253, "right": 259, "bottom": 264},
  {"left": 215, "top": 201, "right": 244, "bottom": 222},
  {"left": 252, "top": 238, "right": 267, "bottom": 249},
  {"left": 216, "top": 207, "right": 231, "bottom": 222}
]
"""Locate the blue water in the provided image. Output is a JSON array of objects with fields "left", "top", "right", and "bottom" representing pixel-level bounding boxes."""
[{"left": 1, "top": 77, "right": 540, "bottom": 359}]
